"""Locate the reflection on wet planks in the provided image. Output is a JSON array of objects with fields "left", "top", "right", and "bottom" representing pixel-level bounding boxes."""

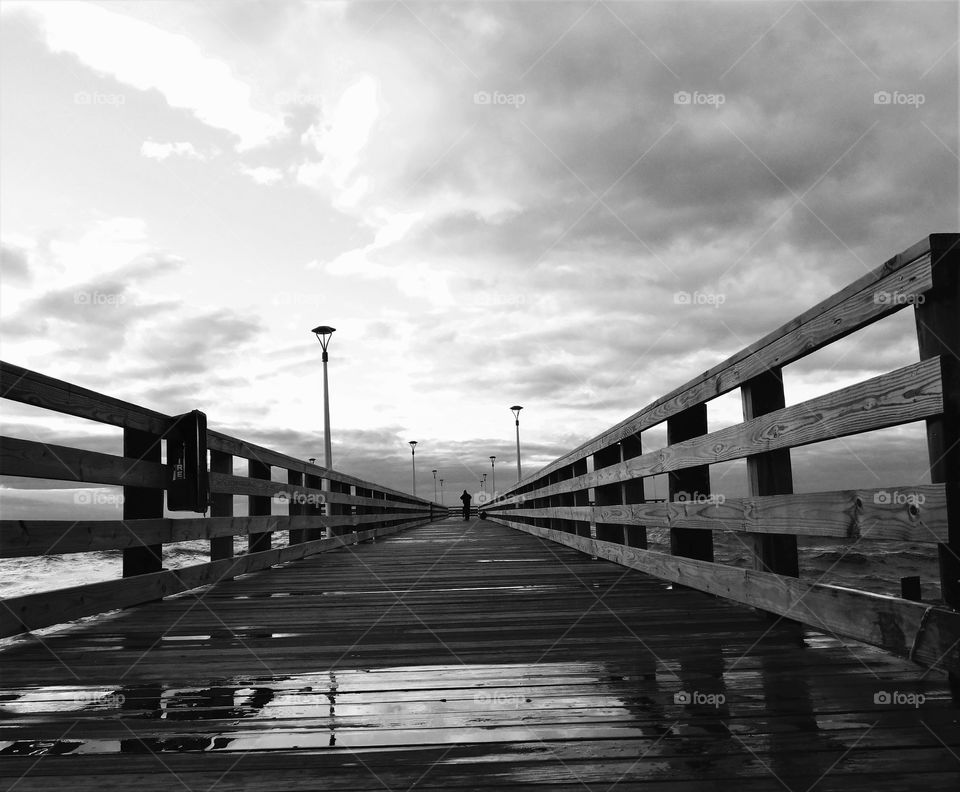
[{"left": 0, "top": 517, "right": 956, "bottom": 790}]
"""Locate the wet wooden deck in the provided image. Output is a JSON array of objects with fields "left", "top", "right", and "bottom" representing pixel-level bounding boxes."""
[{"left": 1, "top": 517, "right": 957, "bottom": 790}]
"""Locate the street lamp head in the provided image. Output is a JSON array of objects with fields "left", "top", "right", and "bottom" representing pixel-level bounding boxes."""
[
  {"left": 409, "top": 441, "right": 417, "bottom": 453},
  {"left": 311, "top": 325, "right": 336, "bottom": 360},
  {"left": 510, "top": 405, "right": 523, "bottom": 422},
  {"left": 490, "top": 455, "right": 496, "bottom": 462},
  {"left": 432, "top": 469, "right": 437, "bottom": 474},
  {"left": 308, "top": 458, "right": 316, "bottom": 464}
]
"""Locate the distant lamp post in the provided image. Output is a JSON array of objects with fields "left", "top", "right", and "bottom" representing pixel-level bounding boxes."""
[
  {"left": 311, "top": 325, "right": 336, "bottom": 469},
  {"left": 510, "top": 405, "right": 523, "bottom": 482},
  {"left": 489, "top": 456, "right": 496, "bottom": 498},
  {"left": 432, "top": 469, "right": 438, "bottom": 503},
  {"left": 308, "top": 458, "right": 316, "bottom": 465},
  {"left": 439, "top": 478, "right": 444, "bottom": 505},
  {"left": 409, "top": 441, "right": 418, "bottom": 496},
  {"left": 481, "top": 473, "right": 487, "bottom": 495}
]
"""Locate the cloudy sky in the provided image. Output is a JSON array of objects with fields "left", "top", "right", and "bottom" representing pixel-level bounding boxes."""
[{"left": 0, "top": 0, "right": 957, "bottom": 517}]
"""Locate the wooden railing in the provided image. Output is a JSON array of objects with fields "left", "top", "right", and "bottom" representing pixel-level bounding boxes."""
[
  {"left": 483, "top": 233, "right": 960, "bottom": 676},
  {"left": 0, "top": 364, "right": 446, "bottom": 637}
]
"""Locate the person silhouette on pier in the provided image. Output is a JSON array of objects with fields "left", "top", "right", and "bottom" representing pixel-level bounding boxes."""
[{"left": 460, "top": 489, "right": 472, "bottom": 521}]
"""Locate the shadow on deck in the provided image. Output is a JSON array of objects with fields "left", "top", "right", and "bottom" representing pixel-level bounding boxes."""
[{"left": 1, "top": 517, "right": 957, "bottom": 791}]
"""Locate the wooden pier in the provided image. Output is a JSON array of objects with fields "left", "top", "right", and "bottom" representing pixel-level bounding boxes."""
[
  {"left": 2, "top": 516, "right": 958, "bottom": 790},
  {"left": 2, "top": 233, "right": 959, "bottom": 789}
]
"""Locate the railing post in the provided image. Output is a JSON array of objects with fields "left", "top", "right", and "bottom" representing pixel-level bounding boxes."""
[
  {"left": 621, "top": 434, "right": 647, "bottom": 548},
  {"left": 248, "top": 460, "right": 271, "bottom": 552},
  {"left": 209, "top": 450, "right": 234, "bottom": 564},
  {"left": 304, "top": 468, "right": 324, "bottom": 541},
  {"left": 288, "top": 468, "right": 304, "bottom": 545},
  {"left": 667, "top": 404, "right": 714, "bottom": 562},
  {"left": 741, "top": 366, "right": 798, "bottom": 578},
  {"left": 594, "top": 444, "right": 623, "bottom": 543},
  {"left": 914, "top": 234, "right": 959, "bottom": 699},
  {"left": 122, "top": 427, "right": 163, "bottom": 578}
]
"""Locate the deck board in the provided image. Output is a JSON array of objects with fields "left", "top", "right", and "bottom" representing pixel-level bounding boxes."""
[{"left": 1, "top": 517, "right": 957, "bottom": 790}]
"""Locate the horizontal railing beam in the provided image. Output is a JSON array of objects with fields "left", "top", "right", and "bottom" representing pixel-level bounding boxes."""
[
  {"left": 489, "top": 484, "right": 947, "bottom": 544},
  {"left": 0, "top": 436, "right": 166, "bottom": 488}
]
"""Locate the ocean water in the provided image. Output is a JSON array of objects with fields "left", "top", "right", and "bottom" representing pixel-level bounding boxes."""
[{"left": 0, "top": 528, "right": 941, "bottom": 605}]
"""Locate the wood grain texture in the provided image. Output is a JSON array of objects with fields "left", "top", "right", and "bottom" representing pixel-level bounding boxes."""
[
  {"left": 0, "top": 436, "right": 167, "bottom": 488},
  {"left": 491, "top": 518, "right": 960, "bottom": 672},
  {"left": 0, "top": 360, "right": 171, "bottom": 435},
  {"left": 496, "top": 484, "right": 948, "bottom": 543}
]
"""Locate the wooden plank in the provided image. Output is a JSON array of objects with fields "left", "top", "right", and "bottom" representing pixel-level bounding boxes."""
[
  {"left": 209, "top": 448, "right": 233, "bottom": 563},
  {"left": 0, "top": 360, "right": 171, "bottom": 434},
  {"left": 492, "top": 518, "right": 960, "bottom": 672},
  {"left": 914, "top": 235, "right": 960, "bottom": 611},
  {"left": 667, "top": 403, "right": 713, "bottom": 562},
  {"left": 0, "top": 513, "right": 425, "bottom": 557},
  {"left": 0, "top": 519, "right": 432, "bottom": 637},
  {"left": 497, "top": 484, "right": 948, "bottom": 543},
  {"left": 121, "top": 426, "right": 163, "bottom": 578},
  {"left": 497, "top": 358, "right": 944, "bottom": 503},
  {"left": 742, "top": 367, "right": 798, "bottom": 577},
  {"left": 0, "top": 436, "right": 166, "bottom": 487},
  {"left": 247, "top": 459, "right": 271, "bottom": 553},
  {"left": 506, "top": 237, "right": 936, "bottom": 489}
]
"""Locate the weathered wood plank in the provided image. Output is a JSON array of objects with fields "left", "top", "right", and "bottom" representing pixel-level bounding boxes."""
[
  {"left": 0, "top": 436, "right": 166, "bottom": 487},
  {"left": 0, "top": 511, "right": 431, "bottom": 557},
  {"left": 491, "top": 518, "right": 960, "bottom": 672},
  {"left": 497, "top": 484, "right": 947, "bottom": 543},
  {"left": 0, "top": 360, "right": 171, "bottom": 435},
  {"left": 496, "top": 358, "right": 943, "bottom": 503}
]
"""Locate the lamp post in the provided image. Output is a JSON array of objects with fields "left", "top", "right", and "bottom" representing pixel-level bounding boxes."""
[
  {"left": 510, "top": 405, "right": 523, "bottom": 483},
  {"left": 481, "top": 473, "right": 486, "bottom": 496},
  {"left": 439, "top": 478, "right": 444, "bottom": 505},
  {"left": 409, "top": 441, "right": 418, "bottom": 496},
  {"left": 311, "top": 325, "right": 336, "bottom": 469},
  {"left": 489, "top": 456, "right": 496, "bottom": 499},
  {"left": 432, "top": 469, "right": 438, "bottom": 503}
]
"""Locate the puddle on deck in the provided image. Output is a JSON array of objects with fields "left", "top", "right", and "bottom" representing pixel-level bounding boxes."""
[{"left": 0, "top": 662, "right": 723, "bottom": 756}]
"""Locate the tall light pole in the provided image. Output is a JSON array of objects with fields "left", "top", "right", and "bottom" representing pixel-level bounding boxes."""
[
  {"left": 409, "top": 441, "right": 418, "bottom": 496},
  {"left": 510, "top": 405, "right": 523, "bottom": 483},
  {"left": 432, "top": 469, "right": 438, "bottom": 503},
  {"left": 311, "top": 325, "right": 336, "bottom": 469},
  {"left": 439, "top": 478, "right": 444, "bottom": 505},
  {"left": 481, "top": 473, "right": 486, "bottom": 495},
  {"left": 489, "top": 456, "right": 496, "bottom": 498}
]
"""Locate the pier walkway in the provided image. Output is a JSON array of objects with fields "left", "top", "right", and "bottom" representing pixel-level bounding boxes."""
[{"left": 1, "top": 516, "right": 956, "bottom": 791}]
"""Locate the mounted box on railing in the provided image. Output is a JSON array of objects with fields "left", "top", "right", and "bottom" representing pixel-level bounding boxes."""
[{"left": 166, "top": 410, "right": 210, "bottom": 512}]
